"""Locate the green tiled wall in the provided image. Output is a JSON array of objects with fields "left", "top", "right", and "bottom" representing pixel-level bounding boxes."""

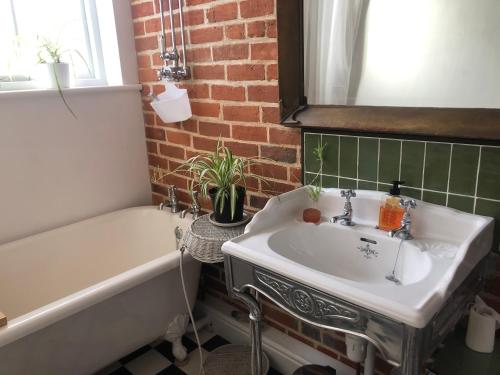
[{"left": 303, "top": 132, "right": 500, "bottom": 250}]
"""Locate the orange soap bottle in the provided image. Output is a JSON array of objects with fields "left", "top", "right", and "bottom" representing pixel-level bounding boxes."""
[{"left": 378, "top": 181, "right": 405, "bottom": 231}]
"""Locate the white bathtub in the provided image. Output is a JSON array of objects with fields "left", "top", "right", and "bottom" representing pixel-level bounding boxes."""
[{"left": 0, "top": 207, "right": 201, "bottom": 375}]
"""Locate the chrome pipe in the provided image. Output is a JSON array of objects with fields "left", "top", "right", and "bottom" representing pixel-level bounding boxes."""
[
  {"left": 178, "top": 0, "right": 187, "bottom": 68},
  {"left": 158, "top": 0, "right": 167, "bottom": 62},
  {"left": 167, "top": 0, "right": 179, "bottom": 67}
]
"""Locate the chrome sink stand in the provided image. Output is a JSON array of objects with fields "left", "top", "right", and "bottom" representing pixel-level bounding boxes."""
[{"left": 224, "top": 255, "right": 485, "bottom": 375}]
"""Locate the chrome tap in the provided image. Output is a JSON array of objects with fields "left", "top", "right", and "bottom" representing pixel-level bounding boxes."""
[
  {"left": 180, "top": 191, "right": 201, "bottom": 219},
  {"left": 389, "top": 198, "right": 417, "bottom": 240},
  {"left": 159, "top": 185, "right": 180, "bottom": 213},
  {"left": 329, "top": 189, "right": 356, "bottom": 226}
]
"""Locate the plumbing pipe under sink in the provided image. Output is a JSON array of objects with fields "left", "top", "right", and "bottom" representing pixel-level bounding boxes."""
[{"left": 345, "top": 334, "right": 375, "bottom": 375}]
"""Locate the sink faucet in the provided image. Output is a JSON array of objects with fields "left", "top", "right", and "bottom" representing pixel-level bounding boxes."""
[
  {"left": 159, "top": 185, "right": 180, "bottom": 213},
  {"left": 180, "top": 191, "right": 202, "bottom": 219},
  {"left": 329, "top": 189, "right": 356, "bottom": 226},
  {"left": 389, "top": 198, "right": 417, "bottom": 240}
]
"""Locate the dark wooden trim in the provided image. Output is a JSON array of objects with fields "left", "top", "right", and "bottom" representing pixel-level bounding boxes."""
[
  {"left": 277, "top": 0, "right": 305, "bottom": 122},
  {"left": 277, "top": 1, "right": 500, "bottom": 141},
  {"left": 289, "top": 106, "right": 500, "bottom": 141}
]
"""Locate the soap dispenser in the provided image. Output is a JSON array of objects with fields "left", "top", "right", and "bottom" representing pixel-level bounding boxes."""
[{"left": 378, "top": 181, "right": 405, "bottom": 231}]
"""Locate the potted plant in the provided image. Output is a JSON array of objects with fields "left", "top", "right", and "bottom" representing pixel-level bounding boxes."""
[
  {"left": 153, "top": 141, "right": 267, "bottom": 224},
  {"left": 36, "top": 37, "right": 70, "bottom": 89},
  {"left": 303, "top": 142, "right": 326, "bottom": 224}
]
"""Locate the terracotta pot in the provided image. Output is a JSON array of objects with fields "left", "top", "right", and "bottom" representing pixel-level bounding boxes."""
[{"left": 303, "top": 208, "right": 321, "bottom": 224}]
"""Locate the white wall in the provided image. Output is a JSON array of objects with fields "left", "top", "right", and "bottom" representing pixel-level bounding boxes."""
[
  {"left": 349, "top": 0, "right": 500, "bottom": 108},
  {"left": 0, "top": 86, "right": 152, "bottom": 245}
]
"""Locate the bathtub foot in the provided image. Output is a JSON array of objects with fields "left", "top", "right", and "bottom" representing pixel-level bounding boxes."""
[{"left": 165, "top": 314, "right": 189, "bottom": 362}]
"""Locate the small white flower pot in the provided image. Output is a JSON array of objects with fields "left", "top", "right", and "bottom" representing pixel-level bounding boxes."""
[{"left": 36, "top": 62, "right": 70, "bottom": 89}]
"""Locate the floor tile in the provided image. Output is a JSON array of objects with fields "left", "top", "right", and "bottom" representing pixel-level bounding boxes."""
[
  {"left": 124, "top": 350, "right": 171, "bottom": 375},
  {"left": 157, "top": 365, "right": 187, "bottom": 375},
  {"left": 175, "top": 347, "right": 209, "bottom": 375},
  {"left": 202, "top": 335, "right": 230, "bottom": 352},
  {"left": 154, "top": 341, "right": 176, "bottom": 363},
  {"left": 108, "top": 367, "right": 133, "bottom": 375},
  {"left": 120, "top": 345, "right": 152, "bottom": 364},
  {"left": 181, "top": 336, "right": 198, "bottom": 354},
  {"left": 186, "top": 327, "right": 216, "bottom": 346}
]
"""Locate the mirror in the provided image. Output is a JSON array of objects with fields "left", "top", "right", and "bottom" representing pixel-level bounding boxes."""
[{"left": 303, "top": 0, "right": 500, "bottom": 108}]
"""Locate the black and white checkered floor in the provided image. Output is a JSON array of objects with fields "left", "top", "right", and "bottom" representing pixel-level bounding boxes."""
[{"left": 97, "top": 329, "right": 283, "bottom": 375}]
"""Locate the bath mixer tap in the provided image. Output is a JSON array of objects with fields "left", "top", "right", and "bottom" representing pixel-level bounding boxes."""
[
  {"left": 389, "top": 198, "right": 417, "bottom": 240},
  {"left": 330, "top": 189, "right": 356, "bottom": 226},
  {"left": 180, "top": 191, "right": 201, "bottom": 219},
  {"left": 159, "top": 185, "right": 180, "bottom": 213}
]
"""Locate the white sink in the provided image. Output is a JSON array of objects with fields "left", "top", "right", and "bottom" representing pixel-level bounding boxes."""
[{"left": 222, "top": 187, "right": 494, "bottom": 328}]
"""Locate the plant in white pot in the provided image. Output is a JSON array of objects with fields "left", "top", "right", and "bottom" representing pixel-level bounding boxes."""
[{"left": 36, "top": 37, "right": 70, "bottom": 89}]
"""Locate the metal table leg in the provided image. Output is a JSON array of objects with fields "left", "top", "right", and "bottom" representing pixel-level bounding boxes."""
[{"left": 231, "top": 287, "right": 263, "bottom": 375}]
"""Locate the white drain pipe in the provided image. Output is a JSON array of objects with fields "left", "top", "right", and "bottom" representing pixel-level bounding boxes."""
[{"left": 345, "top": 334, "right": 375, "bottom": 375}]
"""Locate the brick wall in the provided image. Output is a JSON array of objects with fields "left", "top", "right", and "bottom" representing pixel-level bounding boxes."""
[{"left": 131, "top": 1, "right": 390, "bottom": 373}]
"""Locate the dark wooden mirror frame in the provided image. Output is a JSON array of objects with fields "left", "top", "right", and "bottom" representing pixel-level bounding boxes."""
[{"left": 276, "top": 0, "right": 500, "bottom": 141}]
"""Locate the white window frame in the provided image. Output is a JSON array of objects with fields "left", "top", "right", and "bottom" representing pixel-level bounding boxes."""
[{"left": 0, "top": 0, "right": 107, "bottom": 91}]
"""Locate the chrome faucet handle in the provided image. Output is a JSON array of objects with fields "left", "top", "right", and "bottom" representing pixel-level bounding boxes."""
[
  {"left": 168, "top": 185, "right": 180, "bottom": 213},
  {"left": 191, "top": 191, "right": 201, "bottom": 219},
  {"left": 400, "top": 198, "right": 417, "bottom": 213},
  {"left": 340, "top": 189, "right": 356, "bottom": 202}
]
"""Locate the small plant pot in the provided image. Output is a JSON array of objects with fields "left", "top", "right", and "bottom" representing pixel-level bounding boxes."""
[
  {"left": 37, "top": 62, "right": 70, "bottom": 89},
  {"left": 209, "top": 186, "right": 246, "bottom": 223},
  {"left": 303, "top": 208, "right": 321, "bottom": 224}
]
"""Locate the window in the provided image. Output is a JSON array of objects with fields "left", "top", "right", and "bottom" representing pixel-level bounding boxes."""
[{"left": 0, "top": 0, "right": 106, "bottom": 90}]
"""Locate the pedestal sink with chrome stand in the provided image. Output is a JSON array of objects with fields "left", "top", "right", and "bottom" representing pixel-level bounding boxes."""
[{"left": 222, "top": 187, "right": 494, "bottom": 375}]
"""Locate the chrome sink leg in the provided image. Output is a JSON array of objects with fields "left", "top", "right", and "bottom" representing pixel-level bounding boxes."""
[{"left": 231, "top": 287, "right": 263, "bottom": 375}]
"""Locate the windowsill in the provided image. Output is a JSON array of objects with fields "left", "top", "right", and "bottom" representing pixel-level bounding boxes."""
[{"left": 0, "top": 84, "right": 143, "bottom": 99}]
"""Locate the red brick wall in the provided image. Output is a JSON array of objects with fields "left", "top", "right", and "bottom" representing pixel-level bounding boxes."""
[
  {"left": 131, "top": 1, "right": 388, "bottom": 373},
  {"left": 131, "top": 0, "right": 301, "bottom": 210}
]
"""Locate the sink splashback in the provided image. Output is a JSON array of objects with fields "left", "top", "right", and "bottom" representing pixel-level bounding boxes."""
[{"left": 303, "top": 131, "right": 500, "bottom": 251}]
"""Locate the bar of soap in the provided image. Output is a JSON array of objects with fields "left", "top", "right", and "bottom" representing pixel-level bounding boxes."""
[{"left": 0, "top": 312, "right": 7, "bottom": 327}]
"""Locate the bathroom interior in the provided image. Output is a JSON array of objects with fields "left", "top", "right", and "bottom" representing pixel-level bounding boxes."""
[{"left": 1, "top": 0, "right": 499, "bottom": 374}]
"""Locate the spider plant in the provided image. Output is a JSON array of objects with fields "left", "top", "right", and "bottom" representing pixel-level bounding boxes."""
[
  {"left": 183, "top": 141, "right": 264, "bottom": 221},
  {"left": 307, "top": 142, "right": 326, "bottom": 202}
]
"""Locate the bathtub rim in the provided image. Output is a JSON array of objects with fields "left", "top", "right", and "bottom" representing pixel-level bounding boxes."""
[{"left": 0, "top": 207, "right": 196, "bottom": 349}]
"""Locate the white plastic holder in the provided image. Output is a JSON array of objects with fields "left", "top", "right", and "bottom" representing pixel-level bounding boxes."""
[
  {"left": 465, "top": 296, "right": 500, "bottom": 353},
  {"left": 151, "top": 81, "right": 192, "bottom": 123},
  {"left": 35, "top": 62, "right": 70, "bottom": 89}
]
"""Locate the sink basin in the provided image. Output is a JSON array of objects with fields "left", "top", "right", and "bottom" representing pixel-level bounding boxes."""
[
  {"left": 268, "top": 224, "right": 432, "bottom": 286},
  {"left": 222, "top": 187, "right": 494, "bottom": 328}
]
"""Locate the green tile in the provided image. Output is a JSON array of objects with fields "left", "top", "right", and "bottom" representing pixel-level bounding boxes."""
[
  {"left": 422, "top": 191, "right": 446, "bottom": 206},
  {"left": 358, "top": 181, "right": 377, "bottom": 190},
  {"left": 339, "top": 178, "right": 357, "bottom": 189},
  {"left": 449, "top": 144, "right": 479, "bottom": 196},
  {"left": 322, "top": 175, "right": 338, "bottom": 188},
  {"left": 401, "top": 187, "right": 422, "bottom": 200},
  {"left": 447, "top": 194, "right": 474, "bottom": 213},
  {"left": 304, "top": 172, "right": 318, "bottom": 185},
  {"left": 322, "top": 135, "right": 339, "bottom": 176},
  {"left": 477, "top": 147, "right": 500, "bottom": 200},
  {"left": 358, "top": 138, "right": 378, "bottom": 181},
  {"left": 475, "top": 199, "right": 500, "bottom": 250},
  {"left": 377, "top": 182, "right": 391, "bottom": 192},
  {"left": 339, "top": 136, "right": 358, "bottom": 178},
  {"left": 379, "top": 139, "right": 401, "bottom": 184},
  {"left": 400, "top": 141, "right": 425, "bottom": 188},
  {"left": 423, "top": 142, "right": 451, "bottom": 191},
  {"left": 304, "top": 133, "right": 321, "bottom": 173}
]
